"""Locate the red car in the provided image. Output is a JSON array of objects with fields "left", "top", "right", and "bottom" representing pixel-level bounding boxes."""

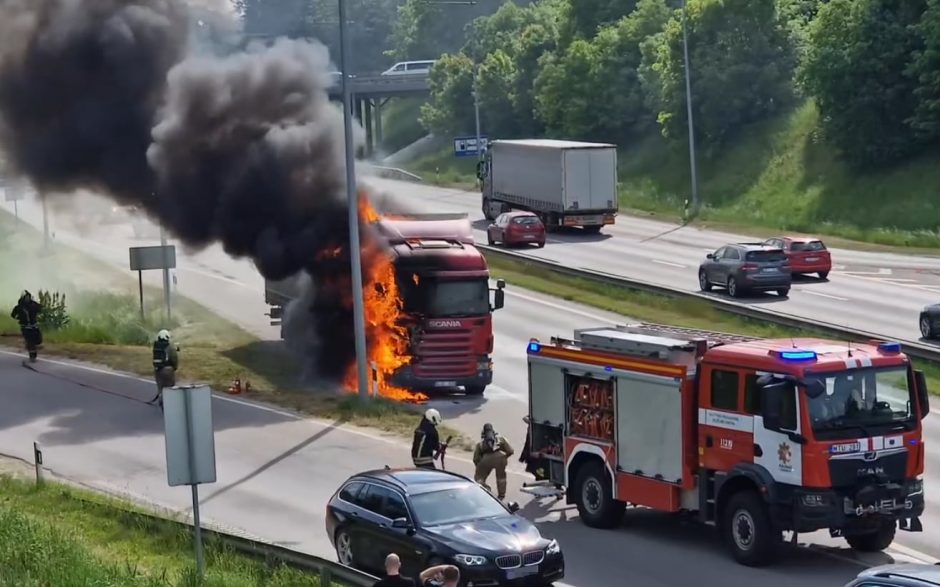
[
  {"left": 486, "top": 211, "right": 546, "bottom": 248},
  {"left": 762, "top": 236, "right": 832, "bottom": 279}
]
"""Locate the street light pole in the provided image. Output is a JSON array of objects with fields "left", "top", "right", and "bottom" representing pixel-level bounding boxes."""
[
  {"left": 338, "top": 0, "right": 369, "bottom": 399},
  {"left": 473, "top": 68, "right": 483, "bottom": 162},
  {"left": 681, "top": 0, "right": 700, "bottom": 215}
]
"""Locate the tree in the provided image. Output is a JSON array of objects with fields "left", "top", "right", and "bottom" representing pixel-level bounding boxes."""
[
  {"left": 534, "top": 40, "right": 600, "bottom": 137},
  {"left": 642, "top": 0, "right": 796, "bottom": 145},
  {"left": 476, "top": 51, "right": 519, "bottom": 136},
  {"left": 798, "top": 0, "right": 926, "bottom": 167},
  {"left": 776, "top": 0, "right": 824, "bottom": 56},
  {"left": 560, "top": 0, "right": 638, "bottom": 43},
  {"left": 909, "top": 0, "right": 940, "bottom": 140},
  {"left": 419, "top": 53, "right": 476, "bottom": 137},
  {"left": 388, "top": 0, "right": 504, "bottom": 62}
]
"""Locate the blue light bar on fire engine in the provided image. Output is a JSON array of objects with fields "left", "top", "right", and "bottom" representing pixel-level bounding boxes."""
[
  {"left": 528, "top": 339, "right": 541, "bottom": 353},
  {"left": 878, "top": 341, "right": 902, "bottom": 354},
  {"left": 769, "top": 349, "right": 817, "bottom": 362}
]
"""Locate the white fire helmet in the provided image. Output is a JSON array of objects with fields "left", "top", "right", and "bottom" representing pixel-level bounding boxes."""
[
  {"left": 425, "top": 408, "right": 442, "bottom": 426},
  {"left": 157, "top": 329, "right": 171, "bottom": 342}
]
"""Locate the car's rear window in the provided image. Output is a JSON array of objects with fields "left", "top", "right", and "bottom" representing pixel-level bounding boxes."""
[
  {"left": 512, "top": 216, "right": 540, "bottom": 225},
  {"left": 790, "top": 240, "right": 826, "bottom": 252},
  {"left": 747, "top": 250, "right": 787, "bottom": 262}
]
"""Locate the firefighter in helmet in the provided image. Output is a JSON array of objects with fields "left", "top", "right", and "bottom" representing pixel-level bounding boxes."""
[
  {"left": 473, "top": 423, "right": 514, "bottom": 500},
  {"left": 10, "top": 290, "right": 42, "bottom": 362},
  {"left": 412, "top": 408, "right": 442, "bottom": 469},
  {"left": 150, "top": 329, "right": 179, "bottom": 410}
]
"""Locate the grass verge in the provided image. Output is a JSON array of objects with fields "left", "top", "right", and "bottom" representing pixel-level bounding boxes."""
[
  {"left": 0, "top": 208, "right": 461, "bottom": 447},
  {"left": 0, "top": 471, "right": 330, "bottom": 586},
  {"left": 484, "top": 253, "right": 940, "bottom": 395}
]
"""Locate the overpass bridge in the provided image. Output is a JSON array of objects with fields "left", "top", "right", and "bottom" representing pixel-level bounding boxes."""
[{"left": 327, "top": 73, "right": 430, "bottom": 157}]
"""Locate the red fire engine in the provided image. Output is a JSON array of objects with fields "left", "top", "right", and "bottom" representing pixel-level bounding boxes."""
[{"left": 523, "top": 323, "right": 929, "bottom": 566}]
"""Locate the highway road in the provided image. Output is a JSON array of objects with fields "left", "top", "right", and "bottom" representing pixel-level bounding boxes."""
[
  {"left": 0, "top": 350, "right": 921, "bottom": 587},
  {"left": 2, "top": 184, "right": 938, "bottom": 567},
  {"left": 364, "top": 177, "right": 940, "bottom": 349}
]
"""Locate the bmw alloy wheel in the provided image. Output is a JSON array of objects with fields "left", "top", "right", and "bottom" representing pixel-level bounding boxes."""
[
  {"left": 336, "top": 531, "right": 354, "bottom": 566},
  {"left": 921, "top": 316, "right": 933, "bottom": 339}
]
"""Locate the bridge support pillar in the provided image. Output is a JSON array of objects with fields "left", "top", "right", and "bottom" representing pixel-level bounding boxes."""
[
  {"left": 364, "top": 99, "right": 374, "bottom": 157},
  {"left": 374, "top": 99, "right": 383, "bottom": 148}
]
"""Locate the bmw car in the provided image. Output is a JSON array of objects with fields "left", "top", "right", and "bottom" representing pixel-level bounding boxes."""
[{"left": 325, "top": 468, "right": 565, "bottom": 586}]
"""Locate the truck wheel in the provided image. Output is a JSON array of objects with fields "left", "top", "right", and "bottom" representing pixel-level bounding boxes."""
[
  {"left": 845, "top": 520, "right": 896, "bottom": 552},
  {"left": 465, "top": 384, "right": 486, "bottom": 396},
  {"left": 482, "top": 198, "right": 495, "bottom": 221},
  {"left": 574, "top": 461, "right": 625, "bottom": 529},
  {"left": 721, "top": 491, "right": 777, "bottom": 567}
]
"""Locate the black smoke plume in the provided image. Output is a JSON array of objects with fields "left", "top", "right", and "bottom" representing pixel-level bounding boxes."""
[{"left": 0, "top": 0, "right": 367, "bottom": 379}]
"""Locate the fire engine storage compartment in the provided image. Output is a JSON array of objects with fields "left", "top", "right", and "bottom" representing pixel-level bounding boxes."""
[{"left": 528, "top": 328, "right": 687, "bottom": 495}]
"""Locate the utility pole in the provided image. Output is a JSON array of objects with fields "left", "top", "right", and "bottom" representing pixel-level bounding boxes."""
[
  {"left": 681, "top": 0, "right": 700, "bottom": 215},
  {"left": 473, "top": 68, "right": 483, "bottom": 162},
  {"left": 160, "top": 227, "right": 172, "bottom": 322},
  {"left": 338, "top": 0, "right": 370, "bottom": 399},
  {"left": 41, "top": 195, "right": 50, "bottom": 251}
]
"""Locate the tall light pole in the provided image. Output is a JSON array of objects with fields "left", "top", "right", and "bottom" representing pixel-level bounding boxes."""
[
  {"left": 473, "top": 66, "right": 483, "bottom": 162},
  {"left": 338, "top": 0, "right": 369, "bottom": 399},
  {"left": 681, "top": 0, "right": 700, "bottom": 215}
]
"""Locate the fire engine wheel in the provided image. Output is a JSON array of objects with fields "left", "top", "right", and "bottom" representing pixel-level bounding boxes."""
[
  {"left": 845, "top": 520, "right": 897, "bottom": 552},
  {"left": 722, "top": 491, "right": 776, "bottom": 567},
  {"left": 575, "top": 461, "right": 625, "bottom": 529}
]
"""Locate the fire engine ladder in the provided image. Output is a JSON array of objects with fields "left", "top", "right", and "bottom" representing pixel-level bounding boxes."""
[{"left": 618, "top": 322, "right": 760, "bottom": 346}]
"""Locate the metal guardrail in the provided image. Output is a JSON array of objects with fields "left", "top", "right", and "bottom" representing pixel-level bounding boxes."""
[
  {"left": 478, "top": 245, "right": 940, "bottom": 364},
  {"left": 365, "top": 165, "right": 424, "bottom": 183}
]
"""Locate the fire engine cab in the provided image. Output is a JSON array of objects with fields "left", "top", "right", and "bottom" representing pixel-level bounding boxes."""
[{"left": 523, "top": 323, "right": 929, "bottom": 566}]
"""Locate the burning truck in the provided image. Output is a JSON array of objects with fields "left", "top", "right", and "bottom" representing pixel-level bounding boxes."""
[{"left": 265, "top": 211, "right": 506, "bottom": 398}]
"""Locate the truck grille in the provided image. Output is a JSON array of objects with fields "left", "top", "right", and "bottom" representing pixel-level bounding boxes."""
[
  {"left": 413, "top": 329, "right": 477, "bottom": 377},
  {"left": 495, "top": 551, "right": 543, "bottom": 569}
]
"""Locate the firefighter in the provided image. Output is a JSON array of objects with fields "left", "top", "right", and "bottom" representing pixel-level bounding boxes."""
[
  {"left": 10, "top": 290, "right": 42, "bottom": 362},
  {"left": 412, "top": 409, "right": 442, "bottom": 469},
  {"left": 473, "top": 423, "right": 514, "bottom": 500},
  {"left": 150, "top": 329, "right": 179, "bottom": 410}
]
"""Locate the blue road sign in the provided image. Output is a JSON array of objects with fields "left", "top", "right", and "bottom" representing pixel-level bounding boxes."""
[{"left": 454, "top": 136, "right": 489, "bottom": 157}]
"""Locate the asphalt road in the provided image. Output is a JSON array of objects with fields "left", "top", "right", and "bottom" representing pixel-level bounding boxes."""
[
  {"left": 2, "top": 185, "right": 938, "bottom": 563},
  {"left": 0, "top": 351, "right": 920, "bottom": 587},
  {"left": 363, "top": 177, "right": 940, "bottom": 348}
]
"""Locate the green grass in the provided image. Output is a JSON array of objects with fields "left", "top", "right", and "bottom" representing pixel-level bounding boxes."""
[
  {"left": 379, "top": 97, "right": 430, "bottom": 155},
  {"left": 0, "top": 208, "right": 463, "bottom": 447},
  {"left": 403, "top": 147, "right": 480, "bottom": 190},
  {"left": 0, "top": 474, "right": 329, "bottom": 586},
  {"left": 485, "top": 253, "right": 940, "bottom": 395}
]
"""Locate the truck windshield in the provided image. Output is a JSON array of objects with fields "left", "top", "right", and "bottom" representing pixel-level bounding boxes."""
[
  {"left": 400, "top": 277, "right": 490, "bottom": 317},
  {"left": 806, "top": 367, "right": 915, "bottom": 438}
]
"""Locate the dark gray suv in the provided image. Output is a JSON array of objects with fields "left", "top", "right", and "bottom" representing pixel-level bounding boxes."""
[
  {"left": 845, "top": 562, "right": 940, "bottom": 586},
  {"left": 698, "top": 243, "right": 791, "bottom": 298}
]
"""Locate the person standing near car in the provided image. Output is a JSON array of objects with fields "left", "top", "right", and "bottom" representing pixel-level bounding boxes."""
[
  {"left": 412, "top": 409, "right": 442, "bottom": 469},
  {"left": 372, "top": 553, "right": 418, "bottom": 587},
  {"left": 473, "top": 423, "right": 514, "bottom": 500}
]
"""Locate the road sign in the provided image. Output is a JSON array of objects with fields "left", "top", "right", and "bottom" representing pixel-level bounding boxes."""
[{"left": 454, "top": 136, "right": 488, "bottom": 158}]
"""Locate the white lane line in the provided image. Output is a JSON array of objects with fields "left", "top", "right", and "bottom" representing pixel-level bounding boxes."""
[
  {"left": 801, "top": 290, "right": 849, "bottom": 302},
  {"left": 889, "top": 542, "right": 940, "bottom": 564},
  {"left": 651, "top": 259, "right": 687, "bottom": 269}
]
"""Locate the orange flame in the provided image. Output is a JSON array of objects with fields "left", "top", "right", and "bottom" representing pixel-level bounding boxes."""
[{"left": 339, "top": 195, "right": 427, "bottom": 403}]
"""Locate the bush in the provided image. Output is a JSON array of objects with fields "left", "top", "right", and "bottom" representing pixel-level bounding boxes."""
[{"left": 36, "top": 289, "right": 70, "bottom": 330}]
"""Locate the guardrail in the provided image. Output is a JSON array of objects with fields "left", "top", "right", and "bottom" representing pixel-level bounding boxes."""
[
  {"left": 478, "top": 245, "right": 940, "bottom": 364},
  {"left": 365, "top": 165, "right": 424, "bottom": 183}
]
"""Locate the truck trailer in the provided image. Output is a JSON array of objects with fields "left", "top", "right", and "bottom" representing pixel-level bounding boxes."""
[
  {"left": 479, "top": 139, "right": 618, "bottom": 233},
  {"left": 522, "top": 323, "right": 929, "bottom": 566},
  {"left": 264, "top": 213, "right": 505, "bottom": 395}
]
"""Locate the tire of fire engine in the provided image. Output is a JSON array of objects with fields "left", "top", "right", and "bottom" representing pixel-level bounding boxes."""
[
  {"left": 920, "top": 314, "right": 935, "bottom": 339},
  {"left": 574, "top": 461, "right": 625, "bottom": 529},
  {"left": 777, "top": 287, "right": 789, "bottom": 297},
  {"left": 699, "top": 270, "right": 712, "bottom": 292},
  {"left": 818, "top": 270, "right": 829, "bottom": 280},
  {"left": 722, "top": 491, "right": 777, "bottom": 567},
  {"left": 465, "top": 384, "right": 486, "bottom": 396},
  {"left": 727, "top": 277, "right": 740, "bottom": 298},
  {"left": 334, "top": 529, "right": 358, "bottom": 568},
  {"left": 845, "top": 520, "right": 897, "bottom": 553}
]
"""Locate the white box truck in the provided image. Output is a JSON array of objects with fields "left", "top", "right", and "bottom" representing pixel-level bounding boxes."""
[{"left": 479, "top": 139, "right": 618, "bottom": 233}]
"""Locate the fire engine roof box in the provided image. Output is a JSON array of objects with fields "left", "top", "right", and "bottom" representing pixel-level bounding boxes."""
[{"left": 575, "top": 328, "right": 693, "bottom": 359}]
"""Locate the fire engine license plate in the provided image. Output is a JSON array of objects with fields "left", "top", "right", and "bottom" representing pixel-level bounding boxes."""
[
  {"left": 435, "top": 381, "right": 457, "bottom": 387},
  {"left": 506, "top": 566, "right": 538, "bottom": 580}
]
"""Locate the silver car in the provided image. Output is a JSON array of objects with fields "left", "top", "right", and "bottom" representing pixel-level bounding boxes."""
[
  {"left": 844, "top": 562, "right": 940, "bottom": 586},
  {"left": 698, "top": 243, "right": 791, "bottom": 298}
]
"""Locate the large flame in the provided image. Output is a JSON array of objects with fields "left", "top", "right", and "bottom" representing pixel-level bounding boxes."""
[{"left": 340, "top": 196, "right": 427, "bottom": 403}]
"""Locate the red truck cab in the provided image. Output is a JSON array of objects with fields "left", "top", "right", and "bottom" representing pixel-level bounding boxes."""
[{"left": 375, "top": 214, "right": 504, "bottom": 395}]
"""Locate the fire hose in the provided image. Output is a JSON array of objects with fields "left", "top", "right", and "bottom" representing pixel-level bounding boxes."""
[{"left": 437, "top": 435, "right": 453, "bottom": 470}]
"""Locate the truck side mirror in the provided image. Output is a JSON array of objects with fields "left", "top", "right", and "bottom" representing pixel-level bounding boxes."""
[
  {"left": 914, "top": 369, "right": 930, "bottom": 420},
  {"left": 491, "top": 279, "right": 506, "bottom": 310}
]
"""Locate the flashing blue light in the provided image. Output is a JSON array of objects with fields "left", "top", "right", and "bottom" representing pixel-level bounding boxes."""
[
  {"left": 778, "top": 349, "right": 817, "bottom": 361},
  {"left": 604, "top": 366, "right": 613, "bottom": 372},
  {"left": 910, "top": 439, "right": 919, "bottom": 446},
  {"left": 879, "top": 341, "right": 902, "bottom": 354},
  {"left": 527, "top": 341, "right": 541, "bottom": 353}
]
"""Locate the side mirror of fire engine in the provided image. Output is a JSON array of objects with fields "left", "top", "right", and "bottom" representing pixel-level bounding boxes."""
[
  {"left": 760, "top": 380, "right": 790, "bottom": 431},
  {"left": 914, "top": 369, "right": 930, "bottom": 419}
]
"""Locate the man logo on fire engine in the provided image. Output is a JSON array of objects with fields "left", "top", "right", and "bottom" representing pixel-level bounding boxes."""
[{"left": 778, "top": 442, "right": 793, "bottom": 472}]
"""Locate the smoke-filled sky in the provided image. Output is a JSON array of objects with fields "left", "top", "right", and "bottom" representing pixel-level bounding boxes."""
[{"left": 0, "top": 0, "right": 369, "bottom": 379}]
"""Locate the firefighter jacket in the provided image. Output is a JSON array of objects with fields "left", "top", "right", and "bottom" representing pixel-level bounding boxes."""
[
  {"left": 412, "top": 417, "right": 440, "bottom": 466},
  {"left": 11, "top": 297, "right": 41, "bottom": 327},
  {"left": 473, "top": 435, "right": 514, "bottom": 466},
  {"left": 152, "top": 339, "right": 179, "bottom": 371}
]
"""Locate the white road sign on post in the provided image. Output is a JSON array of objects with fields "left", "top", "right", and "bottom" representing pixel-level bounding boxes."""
[{"left": 454, "top": 136, "right": 489, "bottom": 158}]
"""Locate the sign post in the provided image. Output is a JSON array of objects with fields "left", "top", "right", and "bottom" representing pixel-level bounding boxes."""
[
  {"left": 129, "top": 245, "right": 177, "bottom": 320},
  {"left": 163, "top": 384, "right": 217, "bottom": 577},
  {"left": 453, "top": 135, "right": 488, "bottom": 158},
  {"left": 3, "top": 185, "right": 23, "bottom": 219}
]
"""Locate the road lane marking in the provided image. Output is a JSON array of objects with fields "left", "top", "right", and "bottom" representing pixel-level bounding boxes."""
[
  {"left": 651, "top": 259, "right": 687, "bottom": 269},
  {"left": 889, "top": 542, "right": 940, "bottom": 564},
  {"left": 802, "top": 290, "right": 849, "bottom": 301}
]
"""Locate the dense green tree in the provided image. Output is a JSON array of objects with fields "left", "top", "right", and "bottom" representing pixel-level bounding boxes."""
[
  {"left": 419, "top": 53, "right": 476, "bottom": 137},
  {"left": 534, "top": 40, "right": 599, "bottom": 137},
  {"left": 388, "top": 0, "right": 506, "bottom": 61},
  {"left": 559, "top": 0, "right": 638, "bottom": 43},
  {"left": 642, "top": 0, "right": 796, "bottom": 145},
  {"left": 476, "top": 51, "right": 519, "bottom": 136},
  {"left": 799, "top": 0, "right": 926, "bottom": 167},
  {"left": 910, "top": 0, "right": 940, "bottom": 140}
]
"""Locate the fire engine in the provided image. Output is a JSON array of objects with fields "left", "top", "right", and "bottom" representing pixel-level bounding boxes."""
[{"left": 522, "top": 323, "right": 929, "bottom": 566}]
